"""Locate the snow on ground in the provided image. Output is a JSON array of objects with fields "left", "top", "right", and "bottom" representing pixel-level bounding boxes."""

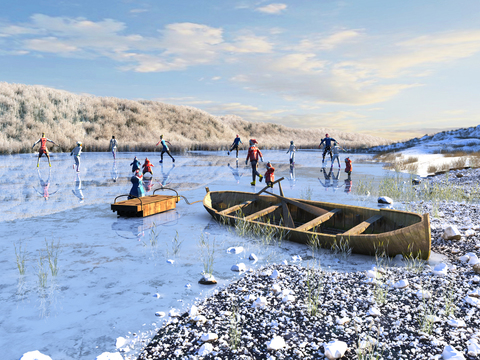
[{"left": 0, "top": 150, "right": 409, "bottom": 360}]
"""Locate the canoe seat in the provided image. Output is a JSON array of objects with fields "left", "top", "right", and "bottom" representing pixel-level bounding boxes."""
[
  {"left": 244, "top": 204, "right": 282, "bottom": 221},
  {"left": 343, "top": 214, "right": 383, "bottom": 236},
  {"left": 219, "top": 200, "right": 255, "bottom": 216},
  {"left": 295, "top": 209, "right": 341, "bottom": 232}
]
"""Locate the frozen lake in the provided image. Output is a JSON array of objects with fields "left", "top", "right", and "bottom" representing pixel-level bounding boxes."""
[{"left": 0, "top": 150, "right": 409, "bottom": 359}]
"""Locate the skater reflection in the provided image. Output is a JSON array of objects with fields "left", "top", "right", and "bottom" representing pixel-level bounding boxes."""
[
  {"left": 331, "top": 168, "right": 343, "bottom": 192},
  {"left": 111, "top": 161, "right": 119, "bottom": 182},
  {"left": 344, "top": 179, "right": 353, "bottom": 194},
  {"left": 228, "top": 163, "right": 243, "bottom": 183},
  {"left": 143, "top": 176, "right": 155, "bottom": 193},
  {"left": 72, "top": 173, "right": 84, "bottom": 203},
  {"left": 318, "top": 167, "right": 333, "bottom": 190},
  {"left": 159, "top": 163, "right": 176, "bottom": 187},
  {"left": 288, "top": 165, "right": 296, "bottom": 189},
  {"left": 34, "top": 168, "right": 58, "bottom": 200}
]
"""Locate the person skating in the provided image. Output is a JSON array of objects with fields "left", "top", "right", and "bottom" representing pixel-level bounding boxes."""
[
  {"left": 155, "top": 135, "right": 175, "bottom": 163},
  {"left": 331, "top": 141, "right": 344, "bottom": 168},
  {"left": 129, "top": 169, "right": 146, "bottom": 199},
  {"left": 228, "top": 135, "right": 243, "bottom": 159},
  {"left": 109, "top": 136, "right": 118, "bottom": 159},
  {"left": 286, "top": 140, "right": 297, "bottom": 165},
  {"left": 318, "top": 133, "right": 337, "bottom": 165},
  {"left": 264, "top": 162, "right": 275, "bottom": 188},
  {"left": 345, "top": 157, "right": 352, "bottom": 181},
  {"left": 32, "top": 132, "right": 58, "bottom": 167},
  {"left": 245, "top": 139, "right": 264, "bottom": 186},
  {"left": 142, "top": 157, "right": 154, "bottom": 176},
  {"left": 70, "top": 141, "right": 82, "bottom": 172},
  {"left": 130, "top": 156, "right": 141, "bottom": 173}
]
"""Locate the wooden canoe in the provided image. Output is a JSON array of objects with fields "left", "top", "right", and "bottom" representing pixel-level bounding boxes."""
[
  {"left": 111, "top": 188, "right": 180, "bottom": 217},
  {"left": 203, "top": 185, "right": 431, "bottom": 260}
]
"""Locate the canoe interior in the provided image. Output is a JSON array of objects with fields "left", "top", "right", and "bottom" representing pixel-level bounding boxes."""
[
  {"left": 204, "top": 191, "right": 431, "bottom": 260},
  {"left": 111, "top": 195, "right": 178, "bottom": 217}
]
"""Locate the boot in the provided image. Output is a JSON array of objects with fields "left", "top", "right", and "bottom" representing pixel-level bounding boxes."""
[
  {"left": 251, "top": 181, "right": 256, "bottom": 186},
  {"left": 259, "top": 174, "right": 263, "bottom": 182}
]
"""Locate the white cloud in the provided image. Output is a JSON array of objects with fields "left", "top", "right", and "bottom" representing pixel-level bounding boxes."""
[
  {"left": 211, "top": 76, "right": 221, "bottom": 81},
  {"left": 130, "top": 9, "right": 148, "bottom": 14},
  {"left": 291, "top": 29, "right": 363, "bottom": 51},
  {"left": 24, "top": 37, "right": 78, "bottom": 53},
  {"left": 224, "top": 34, "right": 273, "bottom": 53},
  {"left": 255, "top": 3, "right": 287, "bottom": 14}
]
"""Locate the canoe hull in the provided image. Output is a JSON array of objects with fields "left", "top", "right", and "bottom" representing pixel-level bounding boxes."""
[{"left": 203, "top": 190, "right": 431, "bottom": 260}]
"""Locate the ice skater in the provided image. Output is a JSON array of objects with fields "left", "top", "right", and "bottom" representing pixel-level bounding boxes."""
[
  {"left": 130, "top": 156, "right": 141, "bottom": 173},
  {"left": 109, "top": 136, "right": 118, "bottom": 159},
  {"left": 228, "top": 134, "right": 243, "bottom": 159},
  {"left": 32, "top": 132, "right": 58, "bottom": 167},
  {"left": 155, "top": 135, "right": 175, "bottom": 163},
  {"left": 142, "top": 157, "right": 154, "bottom": 176},
  {"left": 264, "top": 162, "right": 275, "bottom": 188},
  {"left": 70, "top": 141, "right": 82, "bottom": 172},
  {"left": 286, "top": 140, "right": 297, "bottom": 165},
  {"left": 245, "top": 139, "right": 264, "bottom": 186},
  {"left": 129, "top": 169, "right": 145, "bottom": 199},
  {"left": 331, "top": 141, "right": 344, "bottom": 168},
  {"left": 318, "top": 133, "right": 337, "bottom": 165},
  {"left": 345, "top": 157, "right": 352, "bottom": 181}
]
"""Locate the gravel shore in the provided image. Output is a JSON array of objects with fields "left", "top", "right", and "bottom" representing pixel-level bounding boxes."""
[{"left": 135, "top": 170, "right": 480, "bottom": 360}]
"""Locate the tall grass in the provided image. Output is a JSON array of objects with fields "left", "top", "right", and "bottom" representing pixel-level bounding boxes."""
[
  {"left": 14, "top": 241, "right": 27, "bottom": 275},
  {"left": 0, "top": 82, "right": 390, "bottom": 154},
  {"left": 44, "top": 239, "right": 61, "bottom": 277},
  {"left": 198, "top": 233, "right": 216, "bottom": 276}
]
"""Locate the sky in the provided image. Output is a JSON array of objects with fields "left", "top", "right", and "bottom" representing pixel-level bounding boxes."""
[{"left": 1, "top": 0, "right": 480, "bottom": 140}]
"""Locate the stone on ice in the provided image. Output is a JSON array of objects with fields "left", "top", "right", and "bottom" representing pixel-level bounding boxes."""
[
  {"left": 95, "top": 353, "right": 123, "bottom": 360},
  {"left": 189, "top": 305, "right": 198, "bottom": 317},
  {"left": 270, "top": 269, "right": 280, "bottom": 279},
  {"left": 197, "top": 343, "right": 213, "bottom": 356},
  {"left": 249, "top": 253, "right": 258, "bottom": 261},
  {"left": 377, "top": 196, "right": 393, "bottom": 204},
  {"left": 368, "top": 307, "right": 381, "bottom": 317},
  {"left": 442, "top": 225, "right": 461, "bottom": 240},
  {"left": 266, "top": 336, "right": 286, "bottom": 350},
  {"left": 198, "top": 273, "right": 217, "bottom": 285},
  {"left": 324, "top": 340, "right": 348, "bottom": 360},
  {"left": 155, "top": 311, "right": 165, "bottom": 317},
  {"left": 226, "top": 246, "right": 244, "bottom": 254},
  {"left": 166, "top": 259, "right": 175, "bottom": 264},
  {"left": 393, "top": 279, "right": 409, "bottom": 289},
  {"left": 447, "top": 319, "right": 466, "bottom": 327},
  {"left": 19, "top": 351, "right": 53, "bottom": 360},
  {"left": 201, "top": 333, "right": 218, "bottom": 342},
  {"left": 467, "top": 339, "right": 480, "bottom": 357},
  {"left": 442, "top": 345, "right": 465, "bottom": 359},
  {"left": 231, "top": 263, "right": 246, "bottom": 272},
  {"left": 169, "top": 309, "right": 181, "bottom": 317},
  {"left": 291, "top": 255, "right": 302, "bottom": 262},
  {"left": 433, "top": 263, "right": 448, "bottom": 276}
]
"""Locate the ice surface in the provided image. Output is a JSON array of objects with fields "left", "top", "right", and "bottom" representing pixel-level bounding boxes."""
[{"left": 0, "top": 150, "right": 434, "bottom": 359}]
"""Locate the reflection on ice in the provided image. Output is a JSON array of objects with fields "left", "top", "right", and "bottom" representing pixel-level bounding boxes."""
[{"left": 1, "top": 150, "right": 416, "bottom": 359}]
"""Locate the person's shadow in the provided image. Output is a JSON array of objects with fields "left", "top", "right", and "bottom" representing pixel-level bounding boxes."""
[{"left": 160, "top": 163, "right": 176, "bottom": 187}]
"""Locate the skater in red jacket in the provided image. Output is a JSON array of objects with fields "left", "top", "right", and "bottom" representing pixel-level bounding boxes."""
[
  {"left": 245, "top": 139, "right": 264, "bottom": 186},
  {"left": 142, "top": 157, "right": 154, "bottom": 175},
  {"left": 264, "top": 162, "right": 275, "bottom": 188},
  {"left": 345, "top": 157, "right": 352, "bottom": 181}
]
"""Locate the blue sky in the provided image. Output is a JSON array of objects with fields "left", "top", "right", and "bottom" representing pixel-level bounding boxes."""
[{"left": 1, "top": 0, "right": 480, "bottom": 140}]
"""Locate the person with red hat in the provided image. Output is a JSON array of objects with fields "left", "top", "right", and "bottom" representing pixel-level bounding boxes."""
[
  {"left": 142, "top": 157, "right": 154, "bottom": 175},
  {"left": 318, "top": 133, "right": 338, "bottom": 165},
  {"left": 345, "top": 157, "right": 352, "bottom": 180},
  {"left": 228, "top": 134, "right": 243, "bottom": 159},
  {"left": 245, "top": 139, "right": 264, "bottom": 185},
  {"left": 264, "top": 162, "right": 275, "bottom": 188}
]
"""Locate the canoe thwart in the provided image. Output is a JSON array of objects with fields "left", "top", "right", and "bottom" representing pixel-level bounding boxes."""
[
  {"left": 256, "top": 177, "right": 285, "bottom": 196},
  {"left": 343, "top": 214, "right": 383, "bottom": 236},
  {"left": 244, "top": 204, "right": 282, "bottom": 221},
  {"left": 219, "top": 200, "right": 256, "bottom": 216},
  {"left": 263, "top": 190, "right": 329, "bottom": 217},
  {"left": 295, "top": 208, "right": 341, "bottom": 232},
  {"left": 282, "top": 201, "right": 295, "bottom": 228}
]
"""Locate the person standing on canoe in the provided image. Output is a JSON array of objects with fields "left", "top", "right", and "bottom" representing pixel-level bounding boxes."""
[
  {"left": 156, "top": 135, "right": 175, "bottom": 163},
  {"left": 109, "top": 136, "right": 118, "bottom": 159},
  {"left": 345, "top": 157, "right": 352, "bottom": 181},
  {"left": 129, "top": 169, "right": 146, "bottom": 199},
  {"left": 32, "top": 132, "right": 58, "bottom": 168},
  {"left": 70, "top": 141, "right": 82, "bottom": 172},
  {"left": 318, "top": 133, "right": 337, "bottom": 165},
  {"left": 286, "top": 140, "right": 297, "bottom": 165},
  {"left": 130, "top": 156, "right": 141, "bottom": 173},
  {"left": 264, "top": 162, "right": 275, "bottom": 188},
  {"left": 245, "top": 139, "right": 264, "bottom": 186},
  {"left": 228, "top": 134, "right": 243, "bottom": 159},
  {"left": 142, "top": 157, "right": 154, "bottom": 176}
]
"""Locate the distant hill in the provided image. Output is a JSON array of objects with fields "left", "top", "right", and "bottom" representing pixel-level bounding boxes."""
[
  {"left": 368, "top": 125, "right": 480, "bottom": 154},
  {"left": 0, "top": 82, "right": 390, "bottom": 154}
]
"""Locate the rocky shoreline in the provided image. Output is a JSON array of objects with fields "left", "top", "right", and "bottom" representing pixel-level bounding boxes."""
[{"left": 131, "top": 172, "right": 480, "bottom": 360}]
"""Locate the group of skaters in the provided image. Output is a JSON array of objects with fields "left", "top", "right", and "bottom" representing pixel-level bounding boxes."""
[
  {"left": 31, "top": 131, "right": 353, "bottom": 200},
  {"left": 231, "top": 133, "right": 353, "bottom": 187}
]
